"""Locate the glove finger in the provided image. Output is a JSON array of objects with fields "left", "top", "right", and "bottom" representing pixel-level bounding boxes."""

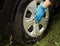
[
  {"left": 35, "top": 17, "right": 40, "bottom": 22},
  {"left": 34, "top": 15, "right": 38, "bottom": 19},
  {"left": 37, "top": 18, "right": 41, "bottom": 22}
]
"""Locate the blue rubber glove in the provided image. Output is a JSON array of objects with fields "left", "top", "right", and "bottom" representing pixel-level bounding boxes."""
[{"left": 34, "top": 3, "right": 46, "bottom": 23}]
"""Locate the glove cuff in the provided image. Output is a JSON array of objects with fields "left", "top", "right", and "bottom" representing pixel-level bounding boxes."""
[{"left": 40, "top": 3, "right": 47, "bottom": 10}]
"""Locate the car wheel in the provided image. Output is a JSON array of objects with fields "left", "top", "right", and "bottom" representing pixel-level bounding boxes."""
[{"left": 12, "top": 0, "right": 51, "bottom": 45}]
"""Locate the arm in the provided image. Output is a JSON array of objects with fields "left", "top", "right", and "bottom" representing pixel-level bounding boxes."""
[{"left": 43, "top": 0, "right": 52, "bottom": 8}]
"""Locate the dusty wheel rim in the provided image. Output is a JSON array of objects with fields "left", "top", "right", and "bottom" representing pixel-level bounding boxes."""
[{"left": 23, "top": 0, "right": 49, "bottom": 37}]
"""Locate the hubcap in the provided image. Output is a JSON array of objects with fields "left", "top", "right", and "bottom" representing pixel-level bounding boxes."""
[{"left": 23, "top": 0, "right": 49, "bottom": 37}]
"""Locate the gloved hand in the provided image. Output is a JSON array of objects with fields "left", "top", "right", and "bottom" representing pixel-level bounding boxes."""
[{"left": 34, "top": 3, "right": 46, "bottom": 23}]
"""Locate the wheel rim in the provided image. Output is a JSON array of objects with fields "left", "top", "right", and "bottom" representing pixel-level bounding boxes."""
[{"left": 23, "top": 0, "right": 49, "bottom": 37}]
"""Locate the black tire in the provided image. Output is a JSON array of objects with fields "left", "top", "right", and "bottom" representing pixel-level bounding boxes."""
[
  {"left": 11, "top": 0, "right": 52, "bottom": 45},
  {"left": 0, "top": 0, "right": 20, "bottom": 45}
]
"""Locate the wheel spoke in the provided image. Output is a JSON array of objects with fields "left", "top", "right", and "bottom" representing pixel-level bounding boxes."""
[
  {"left": 24, "top": 18, "right": 34, "bottom": 31},
  {"left": 39, "top": 18, "right": 48, "bottom": 27},
  {"left": 31, "top": 23, "right": 39, "bottom": 37},
  {"left": 39, "top": 27, "right": 45, "bottom": 34},
  {"left": 27, "top": 1, "right": 36, "bottom": 16}
]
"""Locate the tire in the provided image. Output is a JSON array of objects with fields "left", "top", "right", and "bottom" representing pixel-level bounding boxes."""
[
  {"left": 0, "top": 0, "right": 20, "bottom": 45},
  {"left": 0, "top": 0, "right": 12, "bottom": 44},
  {"left": 11, "top": 0, "right": 51, "bottom": 45}
]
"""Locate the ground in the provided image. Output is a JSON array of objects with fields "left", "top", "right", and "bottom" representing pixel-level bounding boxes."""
[{"left": 0, "top": 11, "right": 60, "bottom": 46}]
